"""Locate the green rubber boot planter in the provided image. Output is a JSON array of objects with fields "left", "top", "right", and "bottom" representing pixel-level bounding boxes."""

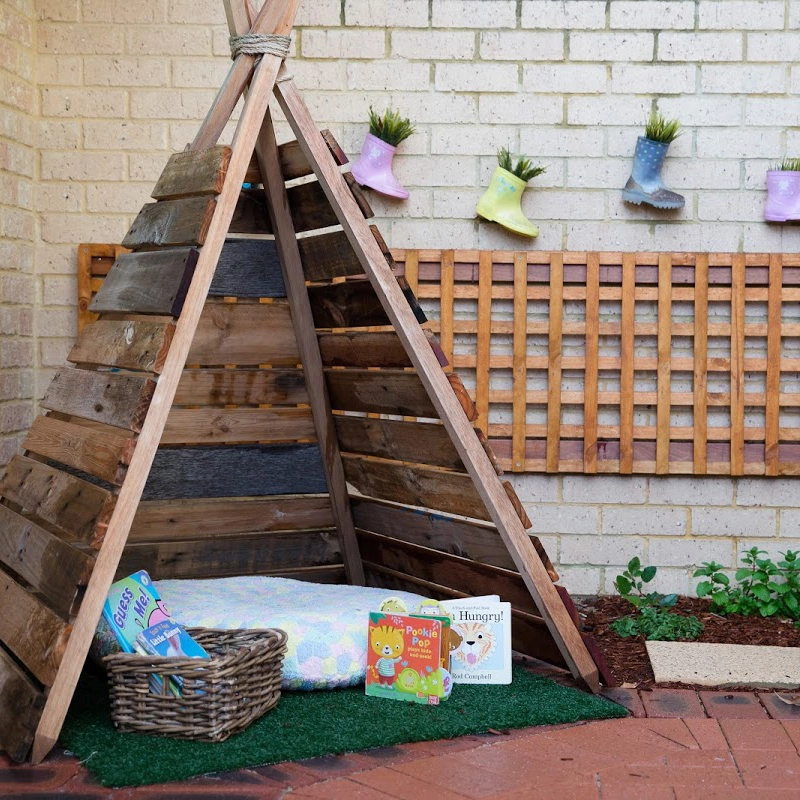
[
  {"left": 623, "top": 136, "right": 685, "bottom": 210},
  {"left": 476, "top": 166, "right": 539, "bottom": 238}
]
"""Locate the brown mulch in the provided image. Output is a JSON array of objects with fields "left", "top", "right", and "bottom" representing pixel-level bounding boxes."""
[{"left": 580, "top": 595, "right": 800, "bottom": 690}]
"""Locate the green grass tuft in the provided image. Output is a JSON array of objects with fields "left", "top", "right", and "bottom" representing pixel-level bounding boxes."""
[
  {"left": 368, "top": 106, "right": 416, "bottom": 146},
  {"left": 772, "top": 158, "right": 800, "bottom": 172},
  {"left": 497, "top": 147, "right": 546, "bottom": 183},
  {"left": 644, "top": 110, "right": 682, "bottom": 143}
]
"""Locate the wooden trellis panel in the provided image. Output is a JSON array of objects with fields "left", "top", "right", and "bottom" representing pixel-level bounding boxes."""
[{"left": 396, "top": 249, "right": 800, "bottom": 477}]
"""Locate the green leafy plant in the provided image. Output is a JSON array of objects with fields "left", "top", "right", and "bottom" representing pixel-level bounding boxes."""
[
  {"left": 695, "top": 548, "right": 800, "bottom": 621},
  {"left": 773, "top": 159, "right": 800, "bottom": 172},
  {"left": 497, "top": 147, "right": 546, "bottom": 183},
  {"left": 644, "top": 110, "right": 682, "bottom": 143},
  {"left": 368, "top": 107, "right": 416, "bottom": 146}
]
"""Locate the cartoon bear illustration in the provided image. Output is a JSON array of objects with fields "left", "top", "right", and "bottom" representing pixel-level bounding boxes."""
[{"left": 369, "top": 624, "right": 405, "bottom": 688}]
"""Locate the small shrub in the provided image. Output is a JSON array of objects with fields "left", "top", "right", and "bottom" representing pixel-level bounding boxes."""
[
  {"left": 644, "top": 110, "right": 681, "bottom": 143},
  {"left": 368, "top": 107, "right": 415, "bottom": 146},
  {"left": 497, "top": 147, "right": 546, "bottom": 182},
  {"left": 773, "top": 159, "right": 800, "bottom": 172}
]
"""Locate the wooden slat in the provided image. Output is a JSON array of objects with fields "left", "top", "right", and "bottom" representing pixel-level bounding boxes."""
[
  {"left": 174, "top": 367, "right": 307, "bottom": 406},
  {"left": 402, "top": 249, "right": 419, "bottom": 294},
  {"left": 693, "top": 254, "right": 709, "bottom": 474},
  {"left": 77, "top": 244, "right": 100, "bottom": 332},
  {"left": 439, "top": 249, "right": 455, "bottom": 368},
  {"left": 583, "top": 252, "right": 599, "bottom": 473},
  {"left": 326, "top": 368, "right": 438, "bottom": 417},
  {"left": 334, "top": 416, "right": 464, "bottom": 470},
  {"left": 476, "top": 251, "right": 492, "bottom": 432},
  {"left": 209, "top": 238, "right": 285, "bottom": 298},
  {"left": 0, "top": 647, "right": 46, "bottom": 762},
  {"left": 765, "top": 254, "right": 782, "bottom": 475},
  {"left": 162, "top": 406, "right": 315, "bottom": 444},
  {"left": 69, "top": 319, "right": 175, "bottom": 373},
  {"left": 512, "top": 252, "right": 527, "bottom": 472},
  {"left": 24, "top": 416, "right": 134, "bottom": 486},
  {"left": 546, "top": 253, "right": 563, "bottom": 473},
  {"left": 247, "top": 129, "right": 348, "bottom": 182},
  {"left": 730, "top": 253, "right": 746, "bottom": 475},
  {"left": 619, "top": 252, "right": 635, "bottom": 473},
  {"left": 142, "top": 443, "right": 327, "bottom": 501},
  {"left": 656, "top": 253, "right": 672, "bottom": 474},
  {"left": 130, "top": 495, "right": 334, "bottom": 542},
  {"left": 121, "top": 197, "right": 216, "bottom": 248},
  {"left": 119, "top": 529, "right": 341, "bottom": 581},
  {"left": 318, "top": 331, "right": 413, "bottom": 368},
  {"left": 0, "top": 504, "right": 94, "bottom": 617},
  {"left": 151, "top": 144, "right": 231, "bottom": 200},
  {"left": 297, "top": 229, "right": 364, "bottom": 282},
  {"left": 0, "top": 569, "right": 72, "bottom": 686},
  {"left": 41, "top": 368, "right": 155, "bottom": 432},
  {"left": 0, "top": 455, "right": 116, "bottom": 548},
  {"left": 308, "top": 279, "right": 390, "bottom": 328},
  {"left": 187, "top": 301, "right": 300, "bottom": 366}
]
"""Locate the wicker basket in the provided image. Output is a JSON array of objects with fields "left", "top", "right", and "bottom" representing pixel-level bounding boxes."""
[{"left": 103, "top": 627, "right": 287, "bottom": 742}]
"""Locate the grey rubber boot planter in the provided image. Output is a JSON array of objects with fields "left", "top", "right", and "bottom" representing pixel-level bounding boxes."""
[{"left": 622, "top": 136, "right": 685, "bottom": 210}]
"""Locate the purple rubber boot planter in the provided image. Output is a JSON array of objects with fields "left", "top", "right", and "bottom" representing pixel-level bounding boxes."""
[
  {"left": 622, "top": 136, "right": 685, "bottom": 210},
  {"left": 351, "top": 133, "right": 409, "bottom": 199},
  {"left": 764, "top": 170, "right": 800, "bottom": 222}
]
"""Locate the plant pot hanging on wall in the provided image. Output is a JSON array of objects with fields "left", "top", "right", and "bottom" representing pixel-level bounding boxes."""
[
  {"left": 764, "top": 159, "right": 800, "bottom": 222},
  {"left": 622, "top": 111, "right": 685, "bottom": 210},
  {"left": 351, "top": 107, "right": 415, "bottom": 199},
  {"left": 476, "top": 147, "right": 546, "bottom": 238}
]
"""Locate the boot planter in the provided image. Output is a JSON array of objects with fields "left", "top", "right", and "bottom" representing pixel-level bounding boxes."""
[
  {"left": 764, "top": 167, "right": 800, "bottom": 222},
  {"left": 476, "top": 167, "right": 539, "bottom": 237},
  {"left": 351, "top": 133, "right": 409, "bottom": 199},
  {"left": 622, "top": 136, "right": 685, "bottom": 210}
]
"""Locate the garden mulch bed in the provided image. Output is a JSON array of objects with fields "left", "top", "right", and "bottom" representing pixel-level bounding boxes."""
[{"left": 580, "top": 595, "right": 800, "bottom": 690}]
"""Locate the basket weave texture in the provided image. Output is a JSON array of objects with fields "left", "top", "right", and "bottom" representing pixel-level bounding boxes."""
[{"left": 103, "top": 627, "right": 287, "bottom": 742}]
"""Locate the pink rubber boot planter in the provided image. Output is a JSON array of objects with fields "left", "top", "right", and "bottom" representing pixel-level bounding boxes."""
[
  {"left": 764, "top": 169, "right": 800, "bottom": 222},
  {"left": 351, "top": 133, "right": 409, "bottom": 199}
]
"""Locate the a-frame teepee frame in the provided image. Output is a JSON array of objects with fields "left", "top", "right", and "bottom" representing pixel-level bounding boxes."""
[{"left": 0, "top": 0, "right": 600, "bottom": 764}]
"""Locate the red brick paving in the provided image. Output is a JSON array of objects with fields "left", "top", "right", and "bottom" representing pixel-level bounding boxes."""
[{"left": 5, "top": 678, "right": 800, "bottom": 799}]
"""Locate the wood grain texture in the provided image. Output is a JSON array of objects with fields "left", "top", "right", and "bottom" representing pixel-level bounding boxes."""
[
  {"left": 130, "top": 495, "right": 334, "bottom": 542},
  {"left": 326, "top": 368, "right": 438, "bottom": 417},
  {"left": 512, "top": 252, "right": 527, "bottom": 472},
  {"left": 245, "top": 129, "right": 348, "bottom": 182},
  {"left": 475, "top": 251, "right": 492, "bottom": 432},
  {"left": 121, "top": 197, "right": 216, "bottom": 248},
  {"left": 151, "top": 145, "right": 231, "bottom": 200},
  {"left": 297, "top": 225, "right": 390, "bottom": 282},
  {"left": 546, "top": 254, "right": 564, "bottom": 473},
  {"left": 619, "top": 252, "right": 635, "bottom": 474},
  {"left": 174, "top": 367, "right": 307, "bottom": 406},
  {"left": 656, "top": 254, "right": 672, "bottom": 474},
  {"left": 308, "top": 279, "right": 390, "bottom": 329},
  {"left": 730, "top": 253, "right": 746, "bottom": 475},
  {"left": 583, "top": 252, "right": 599, "bottom": 473},
  {"left": 0, "top": 647, "right": 47, "bottom": 762},
  {"left": 318, "top": 331, "right": 414, "bottom": 368},
  {"left": 142, "top": 443, "right": 327, "bottom": 500},
  {"left": 41, "top": 368, "right": 155, "bottom": 432},
  {"left": 209, "top": 238, "right": 285, "bottom": 298},
  {"left": 765, "top": 253, "right": 782, "bottom": 475},
  {"left": 68, "top": 319, "right": 175, "bottom": 374},
  {"left": 0, "top": 455, "right": 116, "bottom": 547},
  {"left": 693, "top": 254, "right": 709, "bottom": 474}
]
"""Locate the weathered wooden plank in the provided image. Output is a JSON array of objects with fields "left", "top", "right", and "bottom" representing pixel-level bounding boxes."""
[
  {"left": 41, "top": 368, "right": 155, "bottom": 432},
  {"left": 151, "top": 145, "right": 231, "bottom": 200},
  {"left": 511, "top": 252, "right": 527, "bottom": 472},
  {"left": 118, "top": 529, "right": 341, "bottom": 580},
  {"left": 326, "top": 368, "right": 439, "bottom": 417},
  {"left": 24, "top": 416, "right": 134, "bottom": 486},
  {"left": 619, "top": 252, "right": 636, "bottom": 473},
  {"left": 121, "top": 197, "right": 216, "bottom": 248},
  {"left": 656, "top": 253, "right": 672, "bottom": 474},
  {"left": 0, "top": 504, "right": 94, "bottom": 617},
  {"left": 89, "top": 248, "right": 199, "bottom": 316},
  {"left": 143, "top": 443, "right": 328, "bottom": 500},
  {"left": 318, "top": 331, "right": 413, "bottom": 368},
  {"left": 187, "top": 301, "right": 300, "bottom": 366},
  {"left": 246, "top": 129, "right": 349, "bottom": 183},
  {"left": 162, "top": 406, "right": 315, "bottom": 444},
  {"left": 68, "top": 319, "right": 175, "bottom": 374},
  {"left": 0, "top": 569, "right": 72, "bottom": 686},
  {"left": 0, "top": 646, "right": 47, "bottom": 762},
  {"left": 130, "top": 495, "right": 334, "bottom": 542},
  {"left": 693, "top": 254, "right": 709, "bottom": 474},
  {"left": 309, "top": 279, "right": 390, "bottom": 329},
  {"left": 765, "top": 254, "right": 782, "bottom": 475},
  {"left": 730, "top": 253, "right": 746, "bottom": 475},
  {"left": 174, "top": 367, "right": 307, "bottom": 406},
  {"left": 546, "top": 254, "right": 563, "bottom": 473},
  {"left": 474, "top": 251, "right": 492, "bottom": 434},
  {"left": 583, "top": 252, "right": 600, "bottom": 473},
  {"left": 298, "top": 225, "right": 390, "bottom": 282},
  {"left": 0, "top": 455, "right": 116, "bottom": 548},
  {"left": 334, "top": 416, "right": 464, "bottom": 470},
  {"left": 209, "top": 238, "right": 285, "bottom": 298}
]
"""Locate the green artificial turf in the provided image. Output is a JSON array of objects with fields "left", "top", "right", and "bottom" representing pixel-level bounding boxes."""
[{"left": 59, "top": 665, "right": 626, "bottom": 788}]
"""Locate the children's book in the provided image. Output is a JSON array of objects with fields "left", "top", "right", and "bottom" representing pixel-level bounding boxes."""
[
  {"left": 102, "top": 570, "right": 172, "bottom": 653},
  {"left": 136, "top": 620, "right": 209, "bottom": 696},
  {"left": 441, "top": 599, "right": 512, "bottom": 684},
  {"left": 365, "top": 611, "right": 452, "bottom": 705}
]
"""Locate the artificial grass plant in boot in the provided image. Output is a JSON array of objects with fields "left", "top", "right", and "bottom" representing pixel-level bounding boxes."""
[
  {"left": 351, "top": 106, "right": 415, "bottom": 199},
  {"left": 622, "top": 110, "right": 685, "bottom": 210},
  {"left": 476, "top": 147, "right": 546, "bottom": 237},
  {"left": 764, "top": 159, "right": 800, "bottom": 222}
]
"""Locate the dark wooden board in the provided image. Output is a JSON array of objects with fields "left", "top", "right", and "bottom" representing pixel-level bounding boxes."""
[
  {"left": 118, "top": 529, "right": 341, "bottom": 580},
  {"left": 246, "top": 129, "right": 348, "bottom": 183},
  {"left": 187, "top": 301, "right": 299, "bottom": 366},
  {"left": 130, "top": 495, "right": 334, "bottom": 542},
  {"left": 326, "top": 368, "right": 438, "bottom": 418},
  {"left": 121, "top": 197, "right": 216, "bottom": 248},
  {"left": 23, "top": 416, "right": 134, "bottom": 486},
  {"left": 68, "top": 319, "right": 175, "bottom": 374},
  {"left": 162, "top": 406, "right": 315, "bottom": 444},
  {"left": 209, "top": 239, "right": 285, "bottom": 298},
  {"left": 0, "top": 504, "right": 94, "bottom": 618},
  {"left": 142, "top": 443, "right": 328, "bottom": 500},
  {"left": 0, "top": 646, "right": 47, "bottom": 762},
  {"left": 0, "top": 455, "right": 116, "bottom": 548},
  {"left": 173, "top": 368, "right": 307, "bottom": 406},
  {"left": 151, "top": 145, "right": 231, "bottom": 200},
  {"left": 41, "top": 368, "right": 155, "bottom": 432},
  {"left": 318, "top": 331, "right": 413, "bottom": 368},
  {"left": 309, "top": 279, "right": 390, "bottom": 328},
  {"left": 397, "top": 276, "right": 427, "bottom": 324},
  {"left": 89, "top": 248, "right": 199, "bottom": 316},
  {"left": 0, "top": 568, "right": 72, "bottom": 686},
  {"left": 333, "top": 416, "right": 464, "bottom": 470},
  {"left": 298, "top": 226, "right": 378, "bottom": 282}
]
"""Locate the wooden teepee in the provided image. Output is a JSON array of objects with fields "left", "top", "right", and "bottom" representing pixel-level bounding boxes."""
[{"left": 0, "top": 0, "right": 600, "bottom": 764}]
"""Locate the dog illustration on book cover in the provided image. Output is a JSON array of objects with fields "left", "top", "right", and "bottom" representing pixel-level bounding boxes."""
[{"left": 451, "top": 621, "right": 497, "bottom": 669}]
